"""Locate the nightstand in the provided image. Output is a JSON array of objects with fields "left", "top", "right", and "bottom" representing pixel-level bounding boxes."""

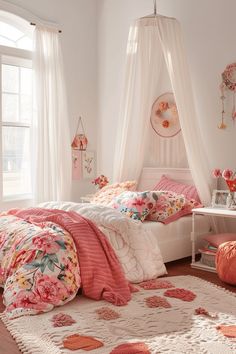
[
  {"left": 80, "top": 194, "right": 94, "bottom": 203},
  {"left": 191, "top": 207, "right": 236, "bottom": 272}
]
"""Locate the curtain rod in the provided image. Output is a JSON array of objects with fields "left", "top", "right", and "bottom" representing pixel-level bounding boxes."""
[{"left": 30, "top": 22, "right": 62, "bottom": 33}]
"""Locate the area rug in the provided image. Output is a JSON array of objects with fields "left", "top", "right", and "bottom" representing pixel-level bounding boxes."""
[{"left": 1, "top": 275, "right": 236, "bottom": 353}]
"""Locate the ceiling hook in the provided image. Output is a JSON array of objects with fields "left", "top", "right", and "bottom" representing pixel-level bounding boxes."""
[{"left": 153, "top": 0, "right": 157, "bottom": 15}]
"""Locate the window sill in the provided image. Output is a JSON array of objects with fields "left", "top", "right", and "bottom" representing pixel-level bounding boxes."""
[{"left": 3, "top": 194, "right": 33, "bottom": 202}]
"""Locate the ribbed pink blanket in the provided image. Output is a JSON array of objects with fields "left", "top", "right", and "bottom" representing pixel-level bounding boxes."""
[{"left": 8, "top": 208, "right": 131, "bottom": 306}]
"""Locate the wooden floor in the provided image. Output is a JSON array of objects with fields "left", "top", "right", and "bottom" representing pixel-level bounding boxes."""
[{"left": 0, "top": 257, "right": 235, "bottom": 353}]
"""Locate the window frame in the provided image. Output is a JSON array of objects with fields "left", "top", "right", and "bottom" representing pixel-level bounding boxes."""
[{"left": 0, "top": 44, "right": 33, "bottom": 203}]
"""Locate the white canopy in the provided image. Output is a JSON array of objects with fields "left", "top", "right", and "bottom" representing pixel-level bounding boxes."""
[{"left": 113, "top": 15, "right": 212, "bottom": 206}]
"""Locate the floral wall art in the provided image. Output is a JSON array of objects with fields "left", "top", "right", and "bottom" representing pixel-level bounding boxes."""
[
  {"left": 82, "top": 151, "right": 95, "bottom": 179},
  {"left": 72, "top": 151, "right": 96, "bottom": 180},
  {"left": 72, "top": 150, "right": 82, "bottom": 180}
]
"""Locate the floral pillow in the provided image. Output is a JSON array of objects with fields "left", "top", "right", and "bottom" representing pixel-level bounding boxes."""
[
  {"left": 110, "top": 191, "right": 155, "bottom": 221},
  {"left": 146, "top": 191, "right": 186, "bottom": 224},
  {"left": 90, "top": 180, "right": 137, "bottom": 206},
  {"left": 110, "top": 190, "right": 201, "bottom": 224}
]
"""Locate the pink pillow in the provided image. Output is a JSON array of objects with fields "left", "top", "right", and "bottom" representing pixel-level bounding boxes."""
[
  {"left": 204, "top": 233, "right": 236, "bottom": 248},
  {"left": 153, "top": 175, "right": 201, "bottom": 203}
]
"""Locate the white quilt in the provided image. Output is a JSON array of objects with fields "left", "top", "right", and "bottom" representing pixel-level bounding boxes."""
[{"left": 39, "top": 202, "right": 167, "bottom": 283}]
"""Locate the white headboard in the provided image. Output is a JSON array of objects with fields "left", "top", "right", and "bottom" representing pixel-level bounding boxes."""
[{"left": 138, "top": 167, "right": 194, "bottom": 191}]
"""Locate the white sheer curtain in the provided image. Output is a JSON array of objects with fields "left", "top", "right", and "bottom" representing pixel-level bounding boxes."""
[
  {"left": 113, "top": 18, "right": 164, "bottom": 182},
  {"left": 156, "top": 17, "right": 212, "bottom": 205},
  {"left": 113, "top": 16, "right": 212, "bottom": 206},
  {"left": 33, "top": 25, "right": 71, "bottom": 203}
]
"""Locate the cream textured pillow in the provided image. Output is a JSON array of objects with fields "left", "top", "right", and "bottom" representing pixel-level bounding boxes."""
[{"left": 90, "top": 181, "right": 137, "bottom": 206}]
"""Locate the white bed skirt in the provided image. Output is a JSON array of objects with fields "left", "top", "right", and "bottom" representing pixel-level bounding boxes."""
[{"left": 143, "top": 215, "right": 210, "bottom": 263}]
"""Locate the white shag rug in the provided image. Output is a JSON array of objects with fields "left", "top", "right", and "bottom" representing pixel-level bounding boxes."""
[{"left": 1, "top": 275, "right": 236, "bottom": 354}]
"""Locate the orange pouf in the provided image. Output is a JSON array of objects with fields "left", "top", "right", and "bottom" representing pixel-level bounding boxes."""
[{"left": 216, "top": 241, "right": 236, "bottom": 285}]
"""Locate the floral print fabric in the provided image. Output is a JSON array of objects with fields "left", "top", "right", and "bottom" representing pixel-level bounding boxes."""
[
  {"left": 146, "top": 191, "right": 186, "bottom": 223},
  {"left": 0, "top": 214, "right": 81, "bottom": 318},
  {"left": 110, "top": 191, "right": 154, "bottom": 221},
  {"left": 110, "top": 190, "right": 186, "bottom": 223}
]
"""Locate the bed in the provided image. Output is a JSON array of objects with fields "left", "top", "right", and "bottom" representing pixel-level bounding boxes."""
[
  {"left": 138, "top": 167, "right": 211, "bottom": 262},
  {"left": 0, "top": 167, "right": 210, "bottom": 319}
]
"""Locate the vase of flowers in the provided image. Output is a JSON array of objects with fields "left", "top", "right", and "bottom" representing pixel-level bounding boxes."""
[
  {"left": 212, "top": 168, "right": 236, "bottom": 209},
  {"left": 92, "top": 175, "right": 109, "bottom": 189}
]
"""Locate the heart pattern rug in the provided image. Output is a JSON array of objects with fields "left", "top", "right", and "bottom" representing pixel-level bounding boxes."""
[{"left": 1, "top": 275, "right": 236, "bottom": 353}]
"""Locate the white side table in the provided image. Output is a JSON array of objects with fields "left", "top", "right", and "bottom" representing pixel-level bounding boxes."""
[
  {"left": 80, "top": 194, "right": 94, "bottom": 203},
  {"left": 191, "top": 207, "right": 236, "bottom": 272}
]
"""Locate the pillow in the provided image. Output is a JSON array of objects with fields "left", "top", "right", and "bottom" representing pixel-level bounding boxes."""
[
  {"left": 90, "top": 180, "right": 137, "bottom": 206},
  {"left": 204, "top": 233, "right": 236, "bottom": 248},
  {"left": 146, "top": 191, "right": 187, "bottom": 224},
  {"left": 153, "top": 175, "right": 201, "bottom": 203},
  {"left": 110, "top": 190, "right": 202, "bottom": 224},
  {"left": 160, "top": 198, "right": 202, "bottom": 224},
  {"left": 110, "top": 191, "right": 155, "bottom": 221}
]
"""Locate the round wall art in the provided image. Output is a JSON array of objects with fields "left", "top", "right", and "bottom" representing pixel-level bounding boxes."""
[{"left": 150, "top": 92, "right": 181, "bottom": 138}]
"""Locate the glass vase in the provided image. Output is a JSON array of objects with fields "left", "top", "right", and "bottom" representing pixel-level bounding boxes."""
[{"left": 225, "top": 179, "right": 236, "bottom": 209}]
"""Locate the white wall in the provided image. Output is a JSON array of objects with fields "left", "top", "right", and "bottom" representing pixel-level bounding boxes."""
[
  {"left": 97, "top": 0, "right": 236, "bottom": 185},
  {"left": 3, "top": 0, "right": 236, "bottom": 209},
  {"left": 4, "top": 0, "right": 98, "bottom": 201}
]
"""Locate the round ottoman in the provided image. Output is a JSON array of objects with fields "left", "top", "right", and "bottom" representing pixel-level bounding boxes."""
[{"left": 216, "top": 241, "right": 236, "bottom": 285}]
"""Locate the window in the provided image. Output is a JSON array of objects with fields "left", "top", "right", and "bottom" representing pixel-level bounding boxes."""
[{"left": 0, "top": 11, "right": 33, "bottom": 201}]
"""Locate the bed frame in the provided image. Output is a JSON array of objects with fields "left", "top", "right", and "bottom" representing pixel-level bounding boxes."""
[
  {"left": 138, "top": 167, "right": 210, "bottom": 263},
  {"left": 138, "top": 167, "right": 194, "bottom": 191}
]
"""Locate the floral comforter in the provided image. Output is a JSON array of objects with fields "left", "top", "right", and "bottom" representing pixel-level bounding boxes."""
[
  {"left": 0, "top": 208, "right": 132, "bottom": 319},
  {"left": 0, "top": 213, "right": 81, "bottom": 318}
]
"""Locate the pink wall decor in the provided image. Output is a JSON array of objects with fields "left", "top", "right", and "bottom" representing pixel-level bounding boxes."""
[
  {"left": 82, "top": 151, "right": 95, "bottom": 179},
  {"left": 150, "top": 92, "right": 181, "bottom": 138},
  {"left": 71, "top": 116, "right": 88, "bottom": 150},
  {"left": 72, "top": 150, "right": 82, "bottom": 180},
  {"left": 219, "top": 63, "right": 236, "bottom": 129}
]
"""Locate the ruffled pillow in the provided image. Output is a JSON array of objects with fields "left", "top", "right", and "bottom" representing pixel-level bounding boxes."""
[{"left": 90, "top": 181, "right": 137, "bottom": 206}]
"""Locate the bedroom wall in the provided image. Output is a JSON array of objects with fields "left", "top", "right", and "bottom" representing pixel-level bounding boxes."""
[
  {"left": 97, "top": 0, "right": 236, "bottom": 183},
  {"left": 4, "top": 0, "right": 98, "bottom": 201}
]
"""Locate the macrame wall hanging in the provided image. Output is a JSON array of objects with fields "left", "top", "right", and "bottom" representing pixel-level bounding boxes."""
[{"left": 219, "top": 63, "right": 236, "bottom": 129}]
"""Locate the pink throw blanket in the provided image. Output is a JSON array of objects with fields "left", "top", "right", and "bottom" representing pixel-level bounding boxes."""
[{"left": 8, "top": 208, "right": 131, "bottom": 306}]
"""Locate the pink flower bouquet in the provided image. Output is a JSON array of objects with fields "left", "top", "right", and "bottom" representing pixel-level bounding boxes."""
[
  {"left": 92, "top": 175, "right": 109, "bottom": 189},
  {"left": 212, "top": 168, "right": 236, "bottom": 192}
]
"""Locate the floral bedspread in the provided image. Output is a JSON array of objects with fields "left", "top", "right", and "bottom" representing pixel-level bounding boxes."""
[
  {"left": 0, "top": 213, "right": 81, "bottom": 318},
  {"left": 0, "top": 207, "right": 132, "bottom": 319}
]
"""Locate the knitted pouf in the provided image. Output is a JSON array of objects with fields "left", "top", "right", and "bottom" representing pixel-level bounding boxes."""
[{"left": 216, "top": 241, "right": 236, "bottom": 285}]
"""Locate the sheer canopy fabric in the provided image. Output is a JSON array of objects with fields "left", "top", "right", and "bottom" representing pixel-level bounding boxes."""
[
  {"left": 113, "top": 16, "right": 212, "bottom": 206},
  {"left": 33, "top": 26, "right": 71, "bottom": 202},
  {"left": 113, "top": 18, "right": 164, "bottom": 183}
]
